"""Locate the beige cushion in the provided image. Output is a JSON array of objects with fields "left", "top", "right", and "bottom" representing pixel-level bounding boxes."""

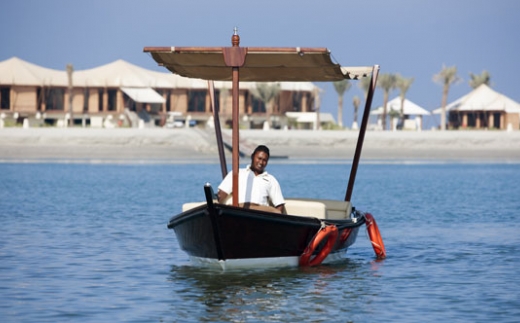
[
  {"left": 322, "top": 200, "right": 352, "bottom": 220},
  {"left": 182, "top": 198, "right": 351, "bottom": 220},
  {"left": 284, "top": 199, "right": 327, "bottom": 219},
  {"left": 182, "top": 202, "right": 206, "bottom": 212}
]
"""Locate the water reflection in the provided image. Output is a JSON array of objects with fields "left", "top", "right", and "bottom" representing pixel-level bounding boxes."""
[{"left": 168, "top": 260, "right": 374, "bottom": 322}]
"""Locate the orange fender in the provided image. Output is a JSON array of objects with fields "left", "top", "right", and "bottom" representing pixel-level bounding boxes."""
[
  {"left": 299, "top": 224, "right": 338, "bottom": 267},
  {"left": 365, "top": 213, "right": 386, "bottom": 259}
]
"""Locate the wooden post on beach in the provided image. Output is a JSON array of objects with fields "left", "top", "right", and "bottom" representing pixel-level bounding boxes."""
[{"left": 66, "top": 64, "right": 74, "bottom": 127}]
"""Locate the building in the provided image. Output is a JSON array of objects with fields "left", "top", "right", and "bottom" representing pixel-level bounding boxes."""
[
  {"left": 0, "top": 57, "right": 320, "bottom": 129},
  {"left": 371, "top": 97, "right": 430, "bottom": 131},
  {"left": 433, "top": 84, "right": 520, "bottom": 130}
]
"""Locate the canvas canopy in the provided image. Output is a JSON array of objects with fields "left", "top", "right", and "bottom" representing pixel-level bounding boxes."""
[
  {"left": 371, "top": 97, "right": 430, "bottom": 115},
  {"left": 120, "top": 87, "right": 165, "bottom": 104},
  {"left": 0, "top": 57, "right": 68, "bottom": 86},
  {"left": 0, "top": 57, "right": 321, "bottom": 92},
  {"left": 432, "top": 84, "right": 520, "bottom": 114},
  {"left": 73, "top": 59, "right": 175, "bottom": 88},
  {"left": 144, "top": 47, "right": 373, "bottom": 82}
]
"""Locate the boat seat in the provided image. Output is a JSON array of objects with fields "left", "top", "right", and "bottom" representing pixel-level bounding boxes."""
[
  {"left": 283, "top": 199, "right": 327, "bottom": 219},
  {"left": 322, "top": 200, "right": 352, "bottom": 220},
  {"left": 182, "top": 202, "right": 207, "bottom": 212},
  {"left": 284, "top": 198, "right": 351, "bottom": 220},
  {"left": 182, "top": 199, "right": 347, "bottom": 220}
]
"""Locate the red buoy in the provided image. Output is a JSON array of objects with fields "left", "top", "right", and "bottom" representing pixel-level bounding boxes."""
[
  {"left": 299, "top": 224, "right": 338, "bottom": 267},
  {"left": 365, "top": 213, "right": 386, "bottom": 259}
]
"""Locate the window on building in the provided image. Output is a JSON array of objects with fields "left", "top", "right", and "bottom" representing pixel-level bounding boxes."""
[
  {"left": 251, "top": 96, "right": 266, "bottom": 113},
  {"left": 493, "top": 112, "right": 501, "bottom": 129},
  {"left": 156, "top": 89, "right": 171, "bottom": 111},
  {"left": 188, "top": 90, "right": 206, "bottom": 112},
  {"left": 122, "top": 93, "right": 136, "bottom": 111},
  {"left": 467, "top": 113, "right": 476, "bottom": 127},
  {"left": 98, "top": 89, "right": 104, "bottom": 112},
  {"left": 46, "top": 88, "right": 65, "bottom": 111},
  {"left": 0, "top": 87, "right": 10, "bottom": 110},
  {"left": 83, "top": 88, "right": 89, "bottom": 112},
  {"left": 292, "top": 92, "right": 302, "bottom": 112},
  {"left": 107, "top": 89, "right": 117, "bottom": 111}
]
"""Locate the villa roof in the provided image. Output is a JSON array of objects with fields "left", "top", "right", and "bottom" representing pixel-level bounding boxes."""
[
  {"left": 0, "top": 57, "right": 320, "bottom": 92},
  {"left": 433, "top": 84, "right": 520, "bottom": 114},
  {"left": 371, "top": 97, "right": 430, "bottom": 116}
]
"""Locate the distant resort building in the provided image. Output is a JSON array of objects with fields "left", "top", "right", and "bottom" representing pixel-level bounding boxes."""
[
  {"left": 371, "top": 97, "right": 431, "bottom": 131},
  {"left": 0, "top": 57, "right": 333, "bottom": 129},
  {"left": 433, "top": 84, "right": 520, "bottom": 130}
]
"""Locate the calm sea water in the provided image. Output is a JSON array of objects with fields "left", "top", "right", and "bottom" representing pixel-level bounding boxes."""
[{"left": 1, "top": 160, "right": 519, "bottom": 322}]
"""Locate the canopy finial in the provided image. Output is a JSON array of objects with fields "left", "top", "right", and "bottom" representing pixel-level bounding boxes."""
[{"left": 231, "top": 27, "right": 240, "bottom": 47}]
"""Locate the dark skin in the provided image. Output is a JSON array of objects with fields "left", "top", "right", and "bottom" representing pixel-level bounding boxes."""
[{"left": 217, "top": 151, "right": 284, "bottom": 212}]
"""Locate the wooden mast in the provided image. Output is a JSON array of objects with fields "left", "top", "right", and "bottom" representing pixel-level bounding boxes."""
[
  {"left": 345, "top": 65, "right": 380, "bottom": 202},
  {"left": 222, "top": 28, "right": 247, "bottom": 206},
  {"left": 208, "top": 80, "right": 228, "bottom": 179}
]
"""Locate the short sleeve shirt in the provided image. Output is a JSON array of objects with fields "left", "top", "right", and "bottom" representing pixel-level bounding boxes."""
[{"left": 218, "top": 165, "right": 285, "bottom": 207}]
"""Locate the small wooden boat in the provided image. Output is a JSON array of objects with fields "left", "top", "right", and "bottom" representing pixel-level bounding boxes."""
[{"left": 144, "top": 29, "right": 386, "bottom": 270}]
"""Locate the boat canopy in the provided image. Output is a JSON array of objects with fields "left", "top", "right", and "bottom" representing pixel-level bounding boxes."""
[
  {"left": 143, "top": 31, "right": 379, "bottom": 206},
  {"left": 144, "top": 47, "right": 372, "bottom": 82}
]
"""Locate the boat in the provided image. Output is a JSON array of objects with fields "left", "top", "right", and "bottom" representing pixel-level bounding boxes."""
[{"left": 144, "top": 29, "right": 386, "bottom": 270}]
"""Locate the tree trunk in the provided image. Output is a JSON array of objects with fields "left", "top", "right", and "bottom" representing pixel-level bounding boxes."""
[
  {"left": 338, "top": 96, "right": 343, "bottom": 127},
  {"left": 382, "top": 92, "right": 389, "bottom": 130},
  {"left": 441, "top": 84, "right": 448, "bottom": 131}
]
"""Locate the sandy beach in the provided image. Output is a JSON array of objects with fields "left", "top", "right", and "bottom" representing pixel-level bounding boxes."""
[{"left": 1, "top": 127, "right": 519, "bottom": 163}]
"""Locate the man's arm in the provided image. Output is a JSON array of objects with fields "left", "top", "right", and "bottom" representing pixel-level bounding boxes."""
[
  {"left": 217, "top": 189, "right": 229, "bottom": 204},
  {"left": 274, "top": 204, "right": 285, "bottom": 212}
]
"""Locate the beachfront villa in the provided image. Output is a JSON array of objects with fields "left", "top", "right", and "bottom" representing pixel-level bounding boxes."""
[
  {"left": 2, "top": 57, "right": 519, "bottom": 131},
  {"left": 371, "top": 97, "right": 431, "bottom": 131},
  {"left": 433, "top": 84, "right": 520, "bottom": 130},
  {"left": 0, "top": 57, "right": 334, "bottom": 129}
]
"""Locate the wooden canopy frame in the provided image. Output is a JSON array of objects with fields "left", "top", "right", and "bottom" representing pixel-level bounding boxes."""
[{"left": 144, "top": 29, "right": 379, "bottom": 206}]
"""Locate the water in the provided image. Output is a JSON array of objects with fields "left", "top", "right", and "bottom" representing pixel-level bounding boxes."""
[{"left": 1, "top": 161, "right": 519, "bottom": 322}]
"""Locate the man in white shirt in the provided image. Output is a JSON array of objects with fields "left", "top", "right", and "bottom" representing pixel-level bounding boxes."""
[{"left": 217, "top": 145, "right": 285, "bottom": 213}]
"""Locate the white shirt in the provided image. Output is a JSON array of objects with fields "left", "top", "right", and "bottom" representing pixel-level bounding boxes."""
[{"left": 218, "top": 165, "right": 285, "bottom": 207}]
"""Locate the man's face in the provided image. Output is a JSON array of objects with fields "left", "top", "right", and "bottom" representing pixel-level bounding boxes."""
[{"left": 251, "top": 151, "right": 269, "bottom": 175}]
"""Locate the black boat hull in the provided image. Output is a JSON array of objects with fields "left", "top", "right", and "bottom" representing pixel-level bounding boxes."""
[{"left": 168, "top": 202, "right": 365, "bottom": 269}]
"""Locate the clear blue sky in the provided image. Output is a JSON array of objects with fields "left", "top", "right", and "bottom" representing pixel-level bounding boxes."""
[{"left": 2, "top": 0, "right": 518, "bottom": 128}]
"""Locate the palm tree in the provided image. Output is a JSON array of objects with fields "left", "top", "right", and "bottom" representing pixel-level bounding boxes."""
[
  {"left": 433, "top": 65, "right": 460, "bottom": 131},
  {"left": 250, "top": 82, "right": 281, "bottom": 127},
  {"left": 377, "top": 73, "right": 397, "bottom": 130},
  {"left": 333, "top": 80, "right": 351, "bottom": 127},
  {"left": 395, "top": 74, "right": 414, "bottom": 126},
  {"left": 469, "top": 70, "right": 491, "bottom": 89},
  {"left": 352, "top": 95, "right": 360, "bottom": 129}
]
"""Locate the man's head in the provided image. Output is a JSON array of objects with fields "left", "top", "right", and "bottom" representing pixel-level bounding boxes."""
[{"left": 250, "top": 145, "right": 270, "bottom": 175}]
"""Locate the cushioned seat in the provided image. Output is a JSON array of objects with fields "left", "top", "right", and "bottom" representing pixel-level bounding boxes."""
[{"left": 283, "top": 199, "right": 327, "bottom": 219}]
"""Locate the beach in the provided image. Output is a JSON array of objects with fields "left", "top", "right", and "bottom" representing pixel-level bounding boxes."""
[{"left": 1, "top": 127, "right": 519, "bottom": 163}]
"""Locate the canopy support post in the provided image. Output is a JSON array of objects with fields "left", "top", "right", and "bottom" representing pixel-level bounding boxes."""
[
  {"left": 231, "top": 67, "right": 240, "bottom": 206},
  {"left": 223, "top": 29, "right": 247, "bottom": 207},
  {"left": 345, "top": 65, "right": 380, "bottom": 202}
]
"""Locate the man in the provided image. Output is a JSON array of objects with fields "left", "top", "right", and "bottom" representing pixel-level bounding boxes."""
[{"left": 217, "top": 145, "right": 285, "bottom": 213}]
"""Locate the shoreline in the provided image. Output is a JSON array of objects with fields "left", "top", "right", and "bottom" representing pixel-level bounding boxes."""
[{"left": 1, "top": 128, "right": 519, "bottom": 164}]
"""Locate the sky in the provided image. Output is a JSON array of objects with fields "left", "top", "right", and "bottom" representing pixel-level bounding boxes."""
[{"left": 1, "top": 0, "right": 519, "bottom": 128}]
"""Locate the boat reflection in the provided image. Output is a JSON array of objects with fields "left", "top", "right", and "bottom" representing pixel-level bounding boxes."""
[{"left": 168, "top": 259, "right": 374, "bottom": 321}]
